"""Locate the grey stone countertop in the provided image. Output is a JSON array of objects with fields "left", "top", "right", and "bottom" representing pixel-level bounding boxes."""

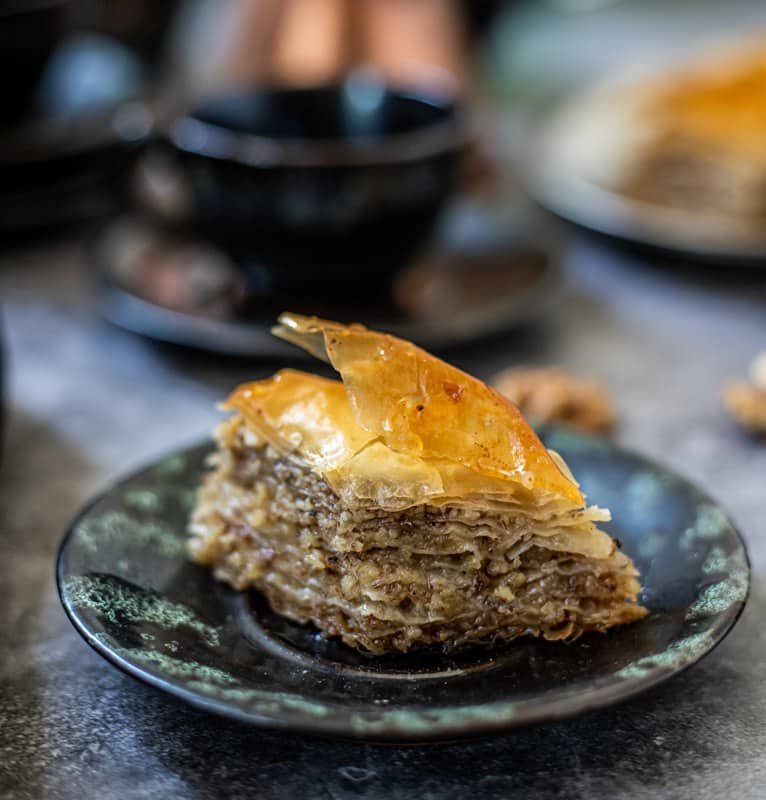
[{"left": 1, "top": 235, "right": 765, "bottom": 800}]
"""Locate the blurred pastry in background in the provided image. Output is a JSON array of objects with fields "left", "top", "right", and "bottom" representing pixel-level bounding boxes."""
[
  {"left": 724, "top": 351, "right": 766, "bottom": 436},
  {"left": 618, "top": 40, "right": 766, "bottom": 227},
  {"left": 537, "top": 35, "right": 766, "bottom": 254},
  {"left": 493, "top": 367, "right": 616, "bottom": 435}
]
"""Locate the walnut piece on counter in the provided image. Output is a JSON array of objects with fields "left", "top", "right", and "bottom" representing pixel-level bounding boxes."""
[
  {"left": 724, "top": 381, "right": 766, "bottom": 434},
  {"left": 724, "top": 384, "right": 766, "bottom": 436},
  {"left": 723, "top": 351, "right": 766, "bottom": 435},
  {"left": 492, "top": 367, "right": 616, "bottom": 435}
]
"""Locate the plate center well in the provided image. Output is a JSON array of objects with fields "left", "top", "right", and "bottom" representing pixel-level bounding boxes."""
[{"left": 234, "top": 589, "right": 511, "bottom": 680}]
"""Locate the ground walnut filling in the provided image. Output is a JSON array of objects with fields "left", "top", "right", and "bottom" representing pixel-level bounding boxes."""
[{"left": 189, "top": 417, "right": 645, "bottom": 654}]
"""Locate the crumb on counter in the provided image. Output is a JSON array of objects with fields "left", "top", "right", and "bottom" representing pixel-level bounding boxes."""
[
  {"left": 724, "top": 381, "right": 766, "bottom": 435},
  {"left": 723, "top": 351, "right": 766, "bottom": 435}
]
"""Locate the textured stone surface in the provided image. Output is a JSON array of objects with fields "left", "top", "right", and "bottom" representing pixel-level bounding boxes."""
[{"left": 1, "top": 235, "right": 765, "bottom": 799}]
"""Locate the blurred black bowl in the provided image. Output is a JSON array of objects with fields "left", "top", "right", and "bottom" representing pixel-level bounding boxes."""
[
  {"left": 135, "top": 75, "right": 468, "bottom": 297},
  {"left": 0, "top": 0, "right": 70, "bottom": 126}
]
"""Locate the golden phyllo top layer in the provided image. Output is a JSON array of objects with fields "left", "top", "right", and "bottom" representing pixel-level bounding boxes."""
[{"left": 225, "top": 313, "right": 585, "bottom": 510}]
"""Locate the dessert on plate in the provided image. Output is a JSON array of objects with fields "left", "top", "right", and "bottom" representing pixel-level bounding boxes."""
[{"left": 189, "top": 313, "right": 646, "bottom": 654}]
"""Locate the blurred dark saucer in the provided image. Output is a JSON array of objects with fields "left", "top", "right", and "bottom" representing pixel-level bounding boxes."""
[
  {"left": 0, "top": 34, "right": 148, "bottom": 237},
  {"left": 94, "top": 204, "right": 560, "bottom": 356}
]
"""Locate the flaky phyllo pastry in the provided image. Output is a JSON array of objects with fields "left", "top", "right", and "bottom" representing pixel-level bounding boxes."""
[{"left": 189, "top": 313, "right": 646, "bottom": 654}]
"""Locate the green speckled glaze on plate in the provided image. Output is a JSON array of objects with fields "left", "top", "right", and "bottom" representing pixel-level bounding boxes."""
[{"left": 56, "top": 429, "right": 750, "bottom": 741}]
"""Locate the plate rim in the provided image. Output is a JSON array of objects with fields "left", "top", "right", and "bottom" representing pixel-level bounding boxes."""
[
  {"left": 56, "top": 438, "right": 751, "bottom": 741},
  {"left": 532, "top": 169, "right": 766, "bottom": 265}
]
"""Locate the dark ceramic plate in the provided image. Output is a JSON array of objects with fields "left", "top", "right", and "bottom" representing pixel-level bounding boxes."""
[{"left": 56, "top": 429, "right": 749, "bottom": 741}]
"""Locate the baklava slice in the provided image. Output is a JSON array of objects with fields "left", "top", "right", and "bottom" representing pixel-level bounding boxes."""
[{"left": 189, "top": 313, "right": 646, "bottom": 654}]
